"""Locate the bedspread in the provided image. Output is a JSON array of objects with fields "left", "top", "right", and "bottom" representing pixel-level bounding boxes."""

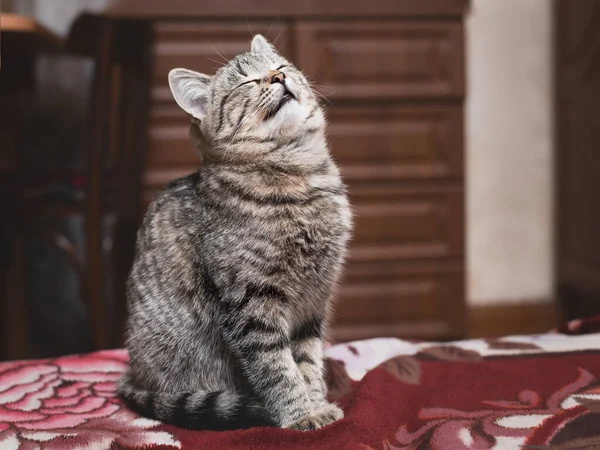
[{"left": 1, "top": 316, "right": 599, "bottom": 449}]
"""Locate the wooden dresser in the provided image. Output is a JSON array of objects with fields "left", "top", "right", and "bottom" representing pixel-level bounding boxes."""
[
  {"left": 107, "top": 0, "right": 469, "bottom": 341},
  {"left": 555, "top": 0, "right": 600, "bottom": 322}
]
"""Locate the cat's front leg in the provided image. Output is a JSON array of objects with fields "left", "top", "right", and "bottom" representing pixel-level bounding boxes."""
[
  {"left": 291, "top": 318, "right": 344, "bottom": 421},
  {"left": 221, "top": 292, "right": 332, "bottom": 429},
  {"left": 292, "top": 335, "right": 328, "bottom": 405}
]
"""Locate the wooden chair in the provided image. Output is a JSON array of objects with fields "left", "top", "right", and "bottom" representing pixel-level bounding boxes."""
[
  {"left": 66, "top": 14, "right": 153, "bottom": 351},
  {"left": 0, "top": 14, "right": 153, "bottom": 359},
  {"left": 0, "top": 15, "right": 65, "bottom": 360}
]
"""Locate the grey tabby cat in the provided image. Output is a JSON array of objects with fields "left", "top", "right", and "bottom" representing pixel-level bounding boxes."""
[{"left": 118, "top": 34, "right": 352, "bottom": 431}]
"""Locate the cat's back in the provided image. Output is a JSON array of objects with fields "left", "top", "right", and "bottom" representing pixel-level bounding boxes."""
[
  {"left": 147, "top": 171, "right": 201, "bottom": 220},
  {"left": 130, "top": 172, "right": 203, "bottom": 295},
  {"left": 138, "top": 171, "right": 201, "bottom": 240}
]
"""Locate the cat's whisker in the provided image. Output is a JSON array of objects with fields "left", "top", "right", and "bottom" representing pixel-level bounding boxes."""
[
  {"left": 306, "top": 82, "right": 334, "bottom": 106},
  {"left": 310, "top": 86, "right": 335, "bottom": 96},
  {"left": 272, "top": 27, "right": 285, "bottom": 46},
  {"left": 312, "top": 90, "right": 333, "bottom": 107},
  {"left": 307, "top": 81, "right": 335, "bottom": 93},
  {"left": 266, "top": 18, "right": 280, "bottom": 40},
  {"left": 206, "top": 57, "right": 227, "bottom": 68},
  {"left": 205, "top": 39, "right": 229, "bottom": 64}
]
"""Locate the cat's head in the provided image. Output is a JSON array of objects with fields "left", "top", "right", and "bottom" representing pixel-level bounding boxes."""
[{"left": 168, "top": 34, "right": 322, "bottom": 143}]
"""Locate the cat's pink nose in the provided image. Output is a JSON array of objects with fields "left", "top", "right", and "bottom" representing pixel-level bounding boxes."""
[{"left": 269, "top": 71, "right": 285, "bottom": 84}]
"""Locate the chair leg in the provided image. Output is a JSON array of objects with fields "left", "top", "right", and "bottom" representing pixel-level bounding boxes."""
[
  {"left": 111, "top": 20, "right": 154, "bottom": 348},
  {"left": 112, "top": 218, "right": 138, "bottom": 347},
  {"left": 68, "top": 16, "right": 153, "bottom": 350},
  {"left": 82, "top": 19, "right": 116, "bottom": 351},
  {"left": 0, "top": 213, "right": 28, "bottom": 361},
  {"left": 85, "top": 181, "right": 110, "bottom": 350}
]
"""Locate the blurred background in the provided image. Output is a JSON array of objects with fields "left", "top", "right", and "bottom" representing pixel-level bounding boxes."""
[{"left": 1, "top": 0, "right": 598, "bottom": 361}]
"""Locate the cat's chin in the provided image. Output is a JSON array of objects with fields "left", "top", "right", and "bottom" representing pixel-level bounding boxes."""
[{"left": 265, "top": 101, "right": 307, "bottom": 135}]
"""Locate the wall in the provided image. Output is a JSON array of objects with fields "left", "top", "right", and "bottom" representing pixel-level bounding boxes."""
[
  {"left": 18, "top": 0, "right": 110, "bottom": 36},
  {"left": 1, "top": 0, "right": 15, "bottom": 13},
  {"left": 466, "top": 0, "right": 554, "bottom": 305}
]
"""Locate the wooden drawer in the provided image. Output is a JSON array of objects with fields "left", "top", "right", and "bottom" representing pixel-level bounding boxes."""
[
  {"left": 295, "top": 21, "right": 464, "bottom": 100},
  {"left": 143, "top": 104, "right": 197, "bottom": 203},
  {"left": 327, "top": 105, "right": 463, "bottom": 181},
  {"left": 332, "top": 263, "right": 464, "bottom": 340},
  {"left": 347, "top": 183, "right": 463, "bottom": 262},
  {"left": 151, "top": 21, "right": 292, "bottom": 104},
  {"left": 147, "top": 105, "right": 197, "bottom": 167}
]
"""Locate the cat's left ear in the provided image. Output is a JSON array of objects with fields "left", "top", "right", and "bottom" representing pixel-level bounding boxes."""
[
  {"left": 168, "top": 68, "right": 212, "bottom": 121},
  {"left": 251, "top": 34, "right": 276, "bottom": 55}
]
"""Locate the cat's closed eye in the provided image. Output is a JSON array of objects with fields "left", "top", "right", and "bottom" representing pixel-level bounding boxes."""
[{"left": 235, "top": 79, "right": 260, "bottom": 89}]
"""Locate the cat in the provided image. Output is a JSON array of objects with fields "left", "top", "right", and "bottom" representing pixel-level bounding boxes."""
[{"left": 118, "top": 34, "right": 352, "bottom": 431}]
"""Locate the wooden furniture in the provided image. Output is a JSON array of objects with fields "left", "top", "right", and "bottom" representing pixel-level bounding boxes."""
[
  {"left": 104, "top": 0, "right": 469, "bottom": 342},
  {"left": 555, "top": 0, "right": 600, "bottom": 321},
  {"left": 66, "top": 15, "right": 153, "bottom": 351},
  {"left": 0, "top": 14, "right": 153, "bottom": 359},
  {"left": 0, "top": 14, "right": 64, "bottom": 360},
  {"left": 0, "top": 14, "right": 63, "bottom": 174}
]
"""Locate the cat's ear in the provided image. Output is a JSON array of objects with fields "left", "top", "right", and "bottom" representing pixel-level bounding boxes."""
[
  {"left": 251, "top": 34, "right": 276, "bottom": 55},
  {"left": 168, "top": 68, "right": 212, "bottom": 120}
]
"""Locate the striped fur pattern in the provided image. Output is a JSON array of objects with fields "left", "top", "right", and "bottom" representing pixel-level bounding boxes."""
[{"left": 118, "top": 35, "right": 352, "bottom": 431}]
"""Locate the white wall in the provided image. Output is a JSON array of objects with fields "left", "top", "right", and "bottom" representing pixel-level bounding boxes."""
[
  {"left": 466, "top": 0, "right": 554, "bottom": 305},
  {"left": 21, "top": 0, "right": 110, "bottom": 36}
]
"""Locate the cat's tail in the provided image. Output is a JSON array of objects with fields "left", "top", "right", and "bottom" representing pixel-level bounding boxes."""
[{"left": 117, "top": 374, "right": 275, "bottom": 430}]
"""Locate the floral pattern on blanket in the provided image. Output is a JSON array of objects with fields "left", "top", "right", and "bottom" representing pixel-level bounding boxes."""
[
  {"left": 0, "top": 316, "right": 599, "bottom": 450},
  {"left": 0, "top": 351, "right": 180, "bottom": 450},
  {"left": 377, "top": 368, "right": 600, "bottom": 449},
  {"left": 324, "top": 329, "right": 600, "bottom": 450}
]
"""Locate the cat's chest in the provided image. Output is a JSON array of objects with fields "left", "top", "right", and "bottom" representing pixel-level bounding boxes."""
[
  {"left": 284, "top": 218, "right": 338, "bottom": 264},
  {"left": 273, "top": 199, "right": 349, "bottom": 285},
  {"left": 283, "top": 195, "right": 346, "bottom": 246},
  {"left": 279, "top": 214, "right": 344, "bottom": 316}
]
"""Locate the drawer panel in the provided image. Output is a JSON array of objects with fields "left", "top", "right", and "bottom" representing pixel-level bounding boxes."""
[
  {"left": 347, "top": 184, "right": 464, "bottom": 261},
  {"left": 332, "top": 265, "right": 464, "bottom": 340},
  {"left": 327, "top": 105, "right": 463, "bottom": 180},
  {"left": 147, "top": 106, "right": 199, "bottom": 167},
  {"left": 151, "top": 21, "right": 292, "bottom": 104},
  {"left": 295, "top": 21, "right": 464, "bottom": 100}
]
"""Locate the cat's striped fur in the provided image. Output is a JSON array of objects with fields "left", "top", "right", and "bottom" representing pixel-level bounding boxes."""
[{"left": 118, "top": 35, "right": 352, "bottom": 431}]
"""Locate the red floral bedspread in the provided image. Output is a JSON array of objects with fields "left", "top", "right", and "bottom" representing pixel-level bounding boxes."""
[{"left": 1, "top": 317, "right": 599, "bottom": 449}]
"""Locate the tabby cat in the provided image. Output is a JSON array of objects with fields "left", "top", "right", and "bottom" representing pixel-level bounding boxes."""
[{"left": 118, "top": 34, "right": 352, "bottom": 431}]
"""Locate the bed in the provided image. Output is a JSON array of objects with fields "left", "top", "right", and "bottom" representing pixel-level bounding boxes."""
[{"left": 1, "top": 316, "right": 599, "bottom": 450}]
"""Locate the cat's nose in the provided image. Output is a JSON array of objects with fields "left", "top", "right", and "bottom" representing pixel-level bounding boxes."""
[{"left": 269, "top": 71, "right": 286, "bottom": 84}]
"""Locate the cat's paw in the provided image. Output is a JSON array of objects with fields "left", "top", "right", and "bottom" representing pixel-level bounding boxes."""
[{"left": 285, "top": 403, "right": 344, "bottom": 431}]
